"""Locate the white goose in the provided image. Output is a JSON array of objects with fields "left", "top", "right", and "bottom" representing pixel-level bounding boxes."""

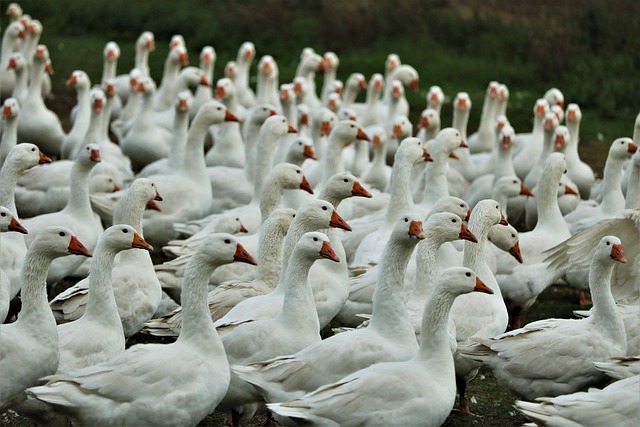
[
  {"left": 17, "top": 44, "right": 65, "bottom": 157},
  {"left": 267, "top": 267, "right": 493, "bottom": 427},
  {"left": 22, "top": 144, "right": 103, "bottom": 285},
  {"left": 142, "top": 101, "right": 239, "bottom": 248},
  {"left": 55, "top": 225, "right": 153, "bottom": 374},
  {"left": 26, "top": 234, "right": 256, "bottom": 427},
  {"left": 218, "top": 232, "right": 339, "bottom": 423},
  {"left": 461, "top": 236, "right": 628, "bottom": 400},
  {"left": 0, "top": 97, "right": 20, "bottom": 168},
  {"left": 50, "top": 178, "right": 164, "bottom": 338},
  {"left": 0, "top": 143, "right": 51, "bottom": 301},
  {"left": 0, "top": 205, "right": 28, "bottom": 323},
  {"left": 144, "top": 208, "right": 295, "bottom": 338},
  {"left": 232, "top": 213, "right": 425, "bottom": 404},
  {"left": 449, "top": 199, "right": 509, "bottom": 415},
  {"left": 0, "top": 226, "right": 91, "bottom": 412}
]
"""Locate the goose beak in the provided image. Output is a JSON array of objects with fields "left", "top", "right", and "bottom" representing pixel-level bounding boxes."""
[
  {"left": 409, "top": 220, "right": 426, "bottom": 240},
  {"left": 234, "top": 243, "right": 257, "bottom": 265},
  {"left": 302, "top": 144, "right": 316, "bottom": 160},
  {"left": 320, "top": 240, "right": 340, "bottom": 262},
  {"left": 224, "top": 110, "right": 240, "bottom": 122},
  {"left": 146, "top": 200, "right": 161, "bottom": 211},
  {"left": 131, "top": 232, "right": 153, "bottom": 251},
  {"left": 499, "top": 212, "right": 509, "bottom": 226},
  {"left": 474, "top": 276, "right": 494, "bottom": 294},
  {"left": 520, "top": 183, "right": 534, "bottom": 197},
  {"left": 38, "top": 151, "right": 52, "bottom": 164},
  {"left": 329, "top": 210, "right": 351, "bottom": 232},
  {"left": 351, "top": 181, "right": 372, "bottom": 198},
  {"left": 356, "top": 128, "right": 370, "bottom": 141},
  {"left": 8, "top": 216, "right": 28, "bottom": 234},
  {"left": 68, "top": 235, "right": 92, "bottom": 257},
  {"left": 299, "top": 176, "right": 314, "bottom": 194},
  {"left": 459, "top": 223, "right": 478, "bottom": 243},
  {"left": 509, "top": 241, "right": 523, "bottom": 263},
  {"left": 610, "top": 243, "right": 627, "bottom": 263}
]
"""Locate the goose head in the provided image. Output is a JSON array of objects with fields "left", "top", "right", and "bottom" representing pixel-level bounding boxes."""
[
  {"left": 396, "top": 137, "right": 432, "bottom": 164},
  {"left": 424, "top": 211, "right": 477, "bottom": 246},
  {"left": 32, "top": 226, "right": 93, "bottom": 258},
  {"left": 4, "top": 143, "right": 51, "bottom": 168},
  {"left": 488, "top": 223, "right": 522, "bottom": 263},
  {"left": 2, "top": 97, "right": 20, "bottom": 120},
  {"left": 426, "top": 85, "right": 444, "bottom": 111},
  {"left": 100, "top": 224, "right": 153, "bottom": 252},
  {"left": 435, "top": 267, "right": 493, "bottom": 297},
  {"left": 297, "top": 231, "right": 340, "bottom": 263},
  {"left": 0, "top": 205, "right": 27, "bottom": 234}
]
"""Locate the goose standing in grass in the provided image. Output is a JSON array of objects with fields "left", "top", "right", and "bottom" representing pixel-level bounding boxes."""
[
  {"left": 26, "top": 234, "right": 256, "bottom": 427},
  {"left": 460, "top": 236, "right": 628, "bottom": 400},
  {"left": 0, "top": 226, "right": 91, "bottom": 412},
  {"left": 0, "top": 205, "right": 28, "bottom": 323},
  {"left": 267, "top": 267, "right": 493, "bottom": 427}
]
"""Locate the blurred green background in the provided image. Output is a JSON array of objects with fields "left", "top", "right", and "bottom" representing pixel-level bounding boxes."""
[{"left": 4, "top": 0, "right": 639, "bottom": 173}]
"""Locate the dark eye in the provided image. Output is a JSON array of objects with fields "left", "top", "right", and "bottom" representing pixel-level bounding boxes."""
[
  {"left": 322, "top": 206, "right": 327, "bottom": 211},
  {"left": 224, "top": 239, "right": 231, "bottom": 244},
  {"left": 465, "top": 272, "right": 471, "bottom": 277},
  {"left": 59, "top": 232, "right": 66, "bottom": 236},
  {"left": 122, "top": 228, "right": 128, "bottom": 233}
]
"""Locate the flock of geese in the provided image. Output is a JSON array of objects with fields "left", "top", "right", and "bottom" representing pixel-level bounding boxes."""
[{"left": 0, "top": 3, "right": 638, "bottom": 426}]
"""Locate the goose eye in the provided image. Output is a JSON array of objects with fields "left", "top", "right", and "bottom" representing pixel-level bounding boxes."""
[
  {"left": 322, "top": 206, "right": 327, "bottom": 211},
  {"left": 59, "top": 232, "right": 66, "bottom": 236},
  {"left": 465, "top": 272, "right": 471, "bottom": 277},
  {"left": 224, "top": 239, "right": 231, "bottom": 244}
]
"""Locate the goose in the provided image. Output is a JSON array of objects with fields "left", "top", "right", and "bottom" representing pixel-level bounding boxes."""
[
  {"left": 234, "top": 41, "right": 257, "bottom": 109},
  {"left": 217, "top": 232, "right": 340, "bottom": 424},
  {"left": 449, "top": 199, "right": 509, "bottom": 415},
  {"left": 0, "top": 21, "right": 25, "bottom": 100},
  {"left": 461, "top": 236, "right": 628, "bottom": 400},
  {"left": 212, "top": 199, "right": 350, "bottom": 331},
  {"left": 207, "top": 113, "right": 296, "bottom": 215},
  {"left": 137, "top": 90, "right": 191, "bottom": 178},
  {"left": 0, "top": 143, "right": 51, "bottom": 301},
  {"left": 564, "top": 138, "right": 637, "bottom": 234},
  {"left": 205, "top": 78, "right": 246, "bottom": 168},
  {"left": 513, "top": 98, "right": 550, "bottom": 179},
  {"left": 6, "top": 52, "right": 27, "bottom": 105},
  {"left": 114, "top": 31, "right": 155, "bottom": 104},
  {"left": 144, "top": 208, "right": 295, "bottom": 338},
  {"left": 467, "top": 81, "right": 499, "bottom": 154},
  {"left": 232, "top": 213, "right": 426, "bottom": 404},
  {"left": 141, "top": 101, "right": 239, "bottom": 248},
  {"left": 267, "top": 267, "right": 493, "bottom": 427},
  {"left": 153, "top": 44, "right": 189, "bottom": 111},
  {"left": 191, "top": 46, "right": 216, "bottom": 118},
  {"left": 515, "top": 374, "right": 640, "bottom": 427},
  {"left": 343, "top": 137, "right": 431, "bottom": 264},
  {"left": 22, "top": 144, "right": 103, "bottom": 285},
  {"left": 26, "top": 234, "right": 256, "bottom": 427},
  {"left": 54, "top": 225, "right": 153, "bottom": 374},
  {"left": 544, "top": 209, "right": 640, "bottom": 306},
  {"left": 61, "top": 71, "right": 92, "bottom": 159},
  {"left": 17, "top": 44, "right": 65, "bottom": 157},
  {"left": 50, "top": 178, "right": 164, "bottom": 338},
  {"left": 0, "top": 97, "right": 20, "bottom": 168},
  {"left": 426, "top": 84, "right": 445, "bottom": 114},
  {"left": 99, "top": 41, "right": 122, "bottom": 120},
  {"left": 0, "top": 226, "right": 91, "bottom": 412},
  {"left": 495, "top": 153, "right": 572, "bottom": 329},
  {"left": 120, "top": 78, "right": 172, "bottom": 171},
  {"left": 338, "top": 196, "right": 471, "bottom": 327},
  {"left": 564, "top": 103, "right": 595, "bottom": 199},
  {"left": 0, "top": 205, "right": 28, "bottom": 322}
]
